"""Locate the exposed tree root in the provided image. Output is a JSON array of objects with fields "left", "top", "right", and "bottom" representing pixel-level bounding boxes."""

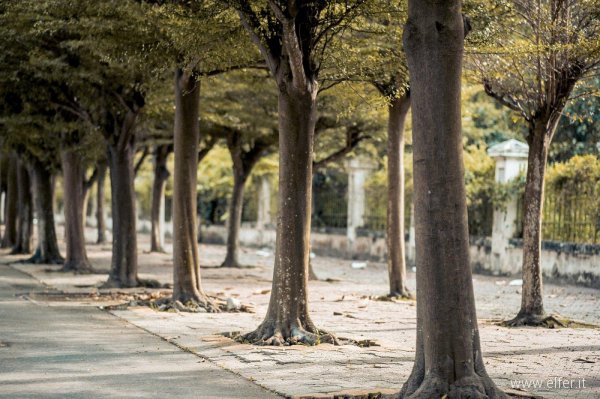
[
  {"left": 145, "top": 248, "right": 167, "bottom": 254},
  {"left": 101, "top": 277, "right": 163, "bottom": 289},
  {"left": 218, "top": 260, "right": 255, "bottom": 269},
  {"left": 152, "top": 295, "right": 221, "bottom": 313},
  {"left": 149, "top": 293, "right": 255, "bottom": 314},
  {"left": 59, "top": 261, "right": 104, "bottom": 275},
  {"left": 400, "top": 373, "right": 508, "bottom": 399},
  {"left": 369, "top": 293, "right": 415, "bottom": 302},
  {"left": 501, "top": 313, "right": 598, "bottom": 329},
  {"left": 10, "top": 246, "right": 31, "bottom": 256},
  {"left": 21, "top": 251, "right": 64, "bottom": 265},
  {"left": 237, "top": 320, "right": 339, "bottom": 346}
]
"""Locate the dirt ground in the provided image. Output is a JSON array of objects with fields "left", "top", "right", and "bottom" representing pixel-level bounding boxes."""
[{"left": 2, "top": 226, "right": 599, "bottom": 398}]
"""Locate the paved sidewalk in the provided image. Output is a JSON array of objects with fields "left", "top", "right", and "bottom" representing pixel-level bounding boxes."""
[
  {"left": 2, "top": 234, "right": 599, "bottom": 398},
  {"left": 0, "top": 264, "right": 282, "bottom": 399}
]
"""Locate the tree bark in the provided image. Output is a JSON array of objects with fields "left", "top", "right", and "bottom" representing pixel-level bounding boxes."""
[
  {"left": 27, "top": 159, "right": 63, "bottom": 264},
  {"left": 105, "top": 139, "right": 139, "bottom": 287},
  {"left": 242, "top": 81, "right": 333, "bottom": 345},
  {"left": 96, "top": 161, "right": 107, "bottom": 244},
  {"left": 150, "top": 145, "right": 171, "bottom": 253},
  {"left": 400, "top": 1, "right": 505, "bottom": 397},
  {"left": 386, "top": 93, "right": 411, "bottom": 298},
  {"left": 172, "top": 68, "right": 215, "bottom": 310},
  {"left": 11, "top": 159, "right": 33, "bottom": 254},
  {"left": 1, "top": 154, "right": 18, "bottom": 249},
  {"left": 60, "top": 148, "right": 93, "bottom": 273},
  {"left": 221, "top": 170, "right": 248, "bottom": 267},
  {"left": 506, "top": 119, "right": 557, "bottom": 326},
  {"left": 0, "top": 153, "right": 6, "bottom": 229}
]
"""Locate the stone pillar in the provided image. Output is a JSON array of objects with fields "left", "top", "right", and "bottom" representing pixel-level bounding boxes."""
[
  {"left": 346, "top": 157, "right": 376, "bottom": 253},
  {"left": 256, "top": 175, "right": 271, "bottom": 229},
  {"left": 488, "top": 139, "right": 528, "bottom": 274}
]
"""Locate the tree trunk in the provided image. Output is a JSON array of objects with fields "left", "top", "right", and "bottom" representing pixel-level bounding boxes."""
[
  {"left": 400, "top": 1, "right": 505, "bottom": 397},
  {"left": 0, "top": 153, "right": 6, "bottom": 229},
  {"left": 386, "top": 93, "right": 411, "bottom": 298},
  {"left": 96, "top": 161, "right": 107, "bottom": 244},
  {"left": 105, "top": 140, "right": 138, "bottom": 287},
  {"left": 11, "top": 159, "right": 33, "bottom": 254},
  {"left": 60, "top": 148, "right": 93, "bottom": 273},
  {"left": 507, "top": 121, "right": 555, "bottom": 326},
  {"left": 150, "top": 145, "right": 171, "bottom": 253},
  {"left": 242, "top": 82, "right": 333, "bottom": 345},
  {"left": 172, "top": 68, "right": 215, "bottom": 310},
  {"left": 1, "top": 154, "right": 18, "bottom": 249},
  {"left": 221, "top": 162, "right": 248, "bottom": 268},
  {"left": 27, "top": 160, "right": 63, "bottom": 264}
]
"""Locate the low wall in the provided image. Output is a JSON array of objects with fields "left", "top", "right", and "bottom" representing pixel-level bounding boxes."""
[{"left": 201, "top": 225, "right": 600, "bottom": 289}]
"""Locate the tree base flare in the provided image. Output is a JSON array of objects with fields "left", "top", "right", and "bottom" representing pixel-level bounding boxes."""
[
  {"left": 21, "top": 252, "right": 64, "bottom": 265},
  {"left": 400, "top": 374, "right": 508, "bottom": 399},
  {"left": 237, "top": 321, "right": 339, "bottom": 346},
  {"left": 150, "top": 294, "right": 255, "bottom": 313},
  {"left": 218, "top": 259, "right": 255, "bottom": 269},
  {"left": 101, "top": 277, "right": 163, "bottom": 289},
  {"left": 154, "top": 295, "right": 221, "bottom": 313},
  {"left": 59, "top": 261, "right": 104, "bottom": 275},
  {"left": 501, "top": 313, "right": 596, "bottom": 329}
]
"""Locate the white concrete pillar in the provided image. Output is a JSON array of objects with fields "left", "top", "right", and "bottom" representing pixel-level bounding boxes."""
[
  {"left": 346, "top": 157, "right": 376, "bottom": 252},
  {"left": 256, "top": 176, "right": 271, "bottom": 229},
  {"left": 488, "top": 139, "right": 529, "bottom": 274}
]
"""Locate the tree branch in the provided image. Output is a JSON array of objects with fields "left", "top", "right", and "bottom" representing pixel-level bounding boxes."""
[{"left": 268, "top": 0, "right": 308, "bottom": 89}]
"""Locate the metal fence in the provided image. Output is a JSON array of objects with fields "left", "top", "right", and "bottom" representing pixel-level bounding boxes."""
[{"left": 515, "top": 183, "right": 600, "bottom": 244}]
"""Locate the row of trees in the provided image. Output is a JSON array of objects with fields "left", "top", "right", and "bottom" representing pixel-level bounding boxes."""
[{"left": 0, "top": 0, "right": 598, "bottom": 397}]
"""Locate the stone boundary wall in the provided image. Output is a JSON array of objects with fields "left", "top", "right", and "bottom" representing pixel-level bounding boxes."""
[{"left": 201, "top": 225, "right": 600, "bottom": 289}]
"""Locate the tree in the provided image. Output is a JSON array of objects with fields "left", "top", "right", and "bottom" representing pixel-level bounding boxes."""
[
  {"left": 29, "top": 158, "right": 64, "bottom": 264},
  {"left": 231, "top": 0, "right": 369, "bottom": 345},
  {"left": 0, "top": 153, "right": 17, "bottom": 249},
  {"left": 202, "top": 70, "right": 278, "bottom": 268},
  {"left": 60, "top": 131, "right": 97, "bottom": 273},
  {"left": 471, "top": 0, "right": 600, "bottom": 326},
  {"left": 383, "top": 89, "right": 411, "bottom": 298},
  {"left": 399, "top": 0, "right": 505, "bottom": 397},
  {"left": 95, "top": 160, "right": 108, "bottom": 244},
  {"left": 10, "top": 157, "right": 33, "bottom": 254},
  {"left": 150, "top": 144, "right": 172, "bottom": 253},
  {"left": 318, "top": 2, "right": 413, "bottom": 294},
  {"left": 171, "top": 68, "right": 218, "bottom": 309}
]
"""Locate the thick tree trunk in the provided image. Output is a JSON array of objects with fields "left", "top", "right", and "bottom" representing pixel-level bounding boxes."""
[
  {"left": 400, "top": 1, "right": 505, "bottom": 397},
  {"left": 1, "top": 154, "right": 18, "bottom": 249},
  {"left": 60, "top": 148, "right": 93, "bottom": 273},
  {"left": 27, "top": 160, "right": 63, "bottom": 264},
  {"left": 221, "top": 167, "right": 248, "bottom": 267},
  {"left": 0, "top": 153, "right": 6, "bottom": 229},
  {"left": 386, "top": 93, "right": 411, "bottom": 298},
  {"left": 105, "top": 140, "right": 138, "bottom": 287},
  {"left": 150, "top": 145, "right": 171, "bottom": 253},
  {"left": 11, "top": 159, "right": 33, "bottom": 254},
  {"left": 242, "top": 82, "right": 333, "bottom": 345},
  {"left": 96, "top": 161, "right": 107, "bottom": 244},
  {"left": 172, "top": 69, "right": 215, "bottom": 310},
  {"left": 507, "top": 122, "right": 555, "bottom": 326}
]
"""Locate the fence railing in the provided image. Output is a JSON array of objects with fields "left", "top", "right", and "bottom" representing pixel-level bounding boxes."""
[{"left": 515, "top": 183, "right": 600, "bottom": 244}]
